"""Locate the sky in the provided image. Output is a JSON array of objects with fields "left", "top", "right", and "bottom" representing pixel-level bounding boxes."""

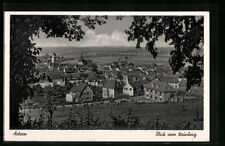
[{"left": 32, "top": 16, "right": 171, "bottom": 48}]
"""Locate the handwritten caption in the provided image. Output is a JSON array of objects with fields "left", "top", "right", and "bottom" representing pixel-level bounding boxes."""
[
  {"left": 13, "top": 131, "right": 27, "bottom": 136},
  {"left": 156, "top": 131, "right": 197, "bottom": 138}
]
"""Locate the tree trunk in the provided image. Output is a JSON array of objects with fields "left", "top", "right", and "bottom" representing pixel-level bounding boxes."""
[
  {"left": 10, "top": 98, "right": 19, "bottom": 129},
  {"left": 10, "top": 90, "right": 20, "bottom": 129}
]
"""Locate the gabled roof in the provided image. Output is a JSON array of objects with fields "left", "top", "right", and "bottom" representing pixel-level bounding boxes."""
[
  {"left": 103, "top": 80, "right": 116, "bottom": 89},
  {"left": 161, "top": 75, "right": 179, "bottom": 83},
  {"left": 143, "top": 80, "right": 174, "bottom": 93},
  {"left": 70, "top": 83, "right": 89, "bottom": 99},
  {"left": 87, "top": 73, "right": 99, "bottom": 81},
  {"left": 70, "top": 83, "right": 87, "bottom": 93},
  {"left": 129, "top": 80, "right": 146, "bottom": 88}
]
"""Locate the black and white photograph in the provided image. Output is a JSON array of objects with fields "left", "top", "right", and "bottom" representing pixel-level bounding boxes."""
[{"left": 4, "top": 11, "right": 209, "bottom": 141}]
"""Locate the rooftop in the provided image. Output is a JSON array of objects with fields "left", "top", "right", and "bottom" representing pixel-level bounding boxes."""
[
  {"left": 102, "top": 79, "right": 116, "bottom": 89},
  {"left": 143, "top": 80, "right": 174, "bottom": 93}
]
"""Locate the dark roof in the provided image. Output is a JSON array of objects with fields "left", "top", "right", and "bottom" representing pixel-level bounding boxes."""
[
  {"left": 87, "top": 73, "right": 99, "bottom": 81},
  {"left": 70, "top": 83, "right": 87, "bottom": 93},
  {"left": 103, "top": 80, "right": 116, "bottom": 89},
  {"left": 161, "top": 75, "right": 179, "bottom": 83},
  {"left": 65, "top": 68, "right": 75, "bottom": 73},
  {"left": 48, "top": 72, "right": 64, "bottom": 80},
  {"left": 70, "top": 83, "right": 89, "bottom": 99},
  {"left": 146, "top": 74, "right": 155, "bottom": 81},
  {"left": 65, "top": 73, "right": 81, "bottom": 79},
  {"left": 129, "top": 81, "right": 145, "bottom": 88},
  {"left": 143, "top": 80, "right": 174, "bottom": 93},
  {"left": 179, "top": 79, "right": 187, "bottom": 87}
]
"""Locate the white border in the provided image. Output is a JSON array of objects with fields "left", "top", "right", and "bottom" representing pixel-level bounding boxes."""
[{"left": 4, "top": 11, "right": 210, "bottom": 142}]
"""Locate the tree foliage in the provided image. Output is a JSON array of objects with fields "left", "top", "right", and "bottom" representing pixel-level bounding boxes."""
[
  {"left": 125, "top": 16, "right": 204, "bottom": 90},
  {"left": 10, "top": 15, "right": 107, "bottom": 128}
]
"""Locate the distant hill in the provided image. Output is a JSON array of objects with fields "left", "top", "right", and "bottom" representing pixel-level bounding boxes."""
[{"left": 40, "top": 46, "right": 174, "bottom": 57}]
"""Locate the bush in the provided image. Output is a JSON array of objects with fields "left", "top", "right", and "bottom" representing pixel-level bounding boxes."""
[{"left": 110, "top": 108, "right": 141, "bottom": 129}]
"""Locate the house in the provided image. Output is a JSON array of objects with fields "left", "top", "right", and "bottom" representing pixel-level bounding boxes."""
[
  {"left": 53, "top": 79, "right": 65, "bottom": 86},
  {"left": 64, "top": 68, "right": 76, "bottom": 73},
  {"left": 143, "top": 80, "right": 175, "bottom": 102},
  {"left": 123, "top": 83, "right": 134, "bottom": 96},
  {"left": 38, "top": 75, "right": 53, "bottom": 88},
  {"left": 161, "top": 75, "right": 179, "bottom": 88},
  {"left": 102, "top": 80, "right": 116, "bottom": 98},
  {"left": 66, "top": 83, "right": 93, "bottom": 103},
  {"left": 130, "top": 80, "right": 146, "bottom": 96},
  {"left": 87, "top": 74, "right": 99, "bottom": 86},
  {"left": 50, "top": 72, "right": 66, "bottom": 86},
  {"left": 66, "top": 73, "right": 81, "bottom": 83}
]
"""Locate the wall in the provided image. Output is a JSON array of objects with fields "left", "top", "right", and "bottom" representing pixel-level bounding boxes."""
[
  {"left": 144, "top": 87, "right": 166, "bottom": 102},
  {"left": 66, "top": 93, "right": 73, "bottom": 102},
  {"left": 39, "top": 82, "right": 53, "bottom": 88},
  {"left": 102, "top": 88, "right": 115, "bottom": 98},
  {"left": 79, "top": 86, "right": 93, "bottom": 103},
  {"left": 123, "top": 83, "right": 133, "bottom": 96}
]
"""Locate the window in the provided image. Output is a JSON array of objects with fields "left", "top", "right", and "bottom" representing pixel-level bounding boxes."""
[
  {"left": 130, "top": 88, "right": 132, "bottom": 91},
  {"left": 146, "top": 94, "right": 149, "bottom": 97},
  {"left": 124, "top": 88, "right": 128, "bottom": 90},
  {"left": 155, "top": 96, "right": 157, "bottom": 100}
]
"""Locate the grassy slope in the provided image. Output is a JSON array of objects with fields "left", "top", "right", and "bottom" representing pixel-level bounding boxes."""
[{"left": 27, "top": 101, "right": 203, "bottom": 129}]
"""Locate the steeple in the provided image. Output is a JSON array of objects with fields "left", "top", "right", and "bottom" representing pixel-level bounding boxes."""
[{"left": 52, "top": 53, "right": 56, "bottom": 63}]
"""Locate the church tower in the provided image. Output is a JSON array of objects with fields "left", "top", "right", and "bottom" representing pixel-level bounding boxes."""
[{"left": 52, "top": 53, "right": 56, "bottom": 63}]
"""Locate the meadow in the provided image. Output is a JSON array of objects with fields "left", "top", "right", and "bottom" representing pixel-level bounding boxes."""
[{"left": 23, "top": 100, "right": 203, "bottom": 130}]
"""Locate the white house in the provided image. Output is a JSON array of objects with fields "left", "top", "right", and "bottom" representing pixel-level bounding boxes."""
[
  {"left": 143, "top": 80, "right": 175, "bottom": 102},
  {"left": 123, "top": 83, "right": 134, "bottom": 96}
]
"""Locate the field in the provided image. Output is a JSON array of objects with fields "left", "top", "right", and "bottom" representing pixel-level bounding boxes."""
[
  {"left": 40, "top": 46, "right": 172, "bottom": 65},
  {"left": 23, "top": 100, "right": 203, "bottom": 129}
]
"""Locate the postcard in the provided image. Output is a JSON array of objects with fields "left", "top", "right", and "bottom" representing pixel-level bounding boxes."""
[{"left": 4, "top": 11, "right": 209, "bottom": 141}]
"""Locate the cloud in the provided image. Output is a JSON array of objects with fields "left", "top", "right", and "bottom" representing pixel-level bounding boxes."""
[
  {"left": 33, "top": 30, "right": 136, "bottom": 47},
  {"left": 33, "top": 29, "right": 172, "bottom": 48},
  {"left": 80, "top": 29, "right": 137, "bottom": 47}
]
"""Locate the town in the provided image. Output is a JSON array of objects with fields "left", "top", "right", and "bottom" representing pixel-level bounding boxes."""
[
  {"left": 27, "top": 52, "right": 203, "bottom": 105},
  {"left": 20, "top": 51, "right": 203, "bottom": 130}
]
